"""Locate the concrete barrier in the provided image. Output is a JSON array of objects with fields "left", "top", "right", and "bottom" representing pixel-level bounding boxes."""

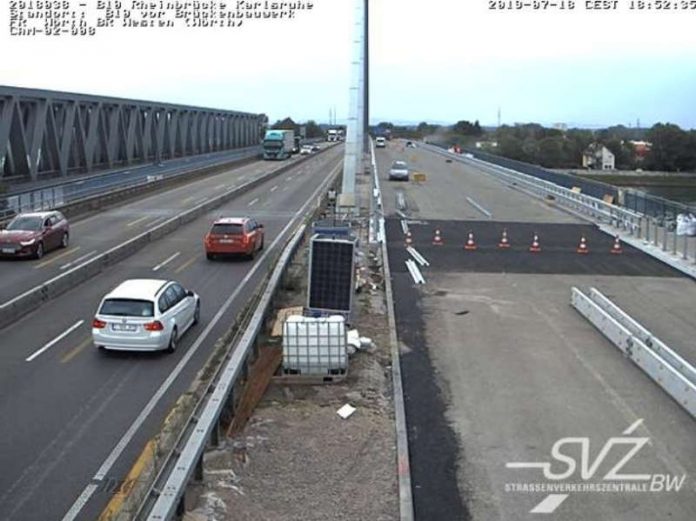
[{"left": 0, "top": 148, "right": 335, "bottom": 329}]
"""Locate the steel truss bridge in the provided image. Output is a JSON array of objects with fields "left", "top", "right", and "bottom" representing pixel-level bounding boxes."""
[{"left": 0, "top": 86, "right": 264, "bottom": 181}]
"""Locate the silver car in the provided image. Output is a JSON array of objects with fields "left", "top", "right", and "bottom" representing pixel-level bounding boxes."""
[
  {"left": 389, "top": 160, "right": 409, "bottom": 181},
  {"left": 92, "top": 279, "right": 201, "bottom": 353}
]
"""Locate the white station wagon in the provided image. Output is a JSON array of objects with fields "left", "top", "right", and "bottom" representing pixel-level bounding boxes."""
[{"left": 92, "top": 279, "right": 200, "bottom": 352}]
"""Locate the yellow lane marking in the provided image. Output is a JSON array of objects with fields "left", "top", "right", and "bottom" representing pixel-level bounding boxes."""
[
  {"left": 126, "top": 215, "right": 150, "bottom": 227},
  {"left": 34, "top": 246, "right": 81, "bottom": 269},
  {"left": 60, "top": 336, "right": 92, "bottom": 364},
  {"left": 97, "top": 439, "right": 157, "bottom": 521},
  {"left": 174, "top": 254, "right": 199, "bottom": 274}
]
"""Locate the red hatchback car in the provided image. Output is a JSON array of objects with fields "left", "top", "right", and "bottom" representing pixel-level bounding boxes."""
[
  {"left": 204, "top": 217, "right": 264, "bottom": 260},
  {"left": 0, "top": 211, "right": 70, "bottom": 259}
]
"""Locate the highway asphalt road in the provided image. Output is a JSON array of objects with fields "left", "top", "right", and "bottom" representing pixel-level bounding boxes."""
[
  {"left": 0, "top": 150, "right": 317, "bottom": 303},
  {"left": 0, "top": 147, "right": 264, "bottom": 221},
  {"left": 377, "top": 141, "right": 696, "bottom": 520},
  {"left": 0, "top": 145, "right": 342, "bottom": 521},
  {"left": 4, "top": 147, "right": 259, "bottom": 196}
]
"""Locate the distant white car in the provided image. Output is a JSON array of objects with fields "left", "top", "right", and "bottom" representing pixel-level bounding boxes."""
[
  {"left": 389, "top": 160, "right": 409, "bottom": 181},
  {"left": 300, "top": 145, "right": 313, "bottom": 155},
  {"left": 92, "top": 279, "right": 200, "bottom": 353}
]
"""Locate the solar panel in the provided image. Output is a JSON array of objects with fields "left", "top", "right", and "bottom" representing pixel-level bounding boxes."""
[{"left": 307, "top": 235, "right": 355, "bottom": 314}]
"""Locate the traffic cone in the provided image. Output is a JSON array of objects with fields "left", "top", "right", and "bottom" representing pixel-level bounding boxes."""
[
  {"left": 405, "top": 231, "right": 413, "bottom": 248},
  {"left": 464, "top": 232, "right": 477, "bottom": 251},
  {"left": 577, "top": 235, "right": 589, "bottom": 254},
  {"left": 432, "top": 229, "right": 444, "bottom": 246},
  {"left": 498, "top": 229, "right": 510, "bottom": 249},
  {"left": 610, "top": 235, "right": 623, "bottom": 255},
  {"left": 529, "top": 233, "right": 541, "bottom": 253}
]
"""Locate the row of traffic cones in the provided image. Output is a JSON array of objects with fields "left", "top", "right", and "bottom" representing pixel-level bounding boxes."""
[{"left": 406, "top": 229, "right": 624, "bottom": 254}]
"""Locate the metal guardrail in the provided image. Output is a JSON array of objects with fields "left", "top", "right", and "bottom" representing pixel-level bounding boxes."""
[
  {"left": 143, "top": 224, "right": 307, "bottom": 521},
  {"left": 135, "top": 159, "right": 341, "bottom": 520},
  {"left": 405, "top": 259, "right": 425, "bottom": 284},
  {"left": 0, "top": 146, "right": 261, "bottom": 221},
  {"left": 406, "top": 246, "right": 429, "bottom": 267},
  {"left": 572, "top": 287, "right": 695, "bottom": 419}
]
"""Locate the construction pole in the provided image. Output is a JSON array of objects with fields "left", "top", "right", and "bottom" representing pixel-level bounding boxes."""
[{"left": 364, "top": 0, "right": 369, "bottom": 145}]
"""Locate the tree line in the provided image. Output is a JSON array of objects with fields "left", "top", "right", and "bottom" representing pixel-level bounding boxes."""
[{"left": 373, "top": 120, "right": 696, "bottom": 173}]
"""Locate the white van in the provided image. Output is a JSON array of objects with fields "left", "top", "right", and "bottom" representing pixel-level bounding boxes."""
[{"left": 375, "top": 136, "right": 386, "bottom": 148}]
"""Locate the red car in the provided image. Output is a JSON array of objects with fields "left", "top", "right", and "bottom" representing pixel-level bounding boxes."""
[
  {"left": 204, "top": 217, "right": 264, "bottom": 260},
  {"left": 0, "top": 211, "right": 70, "bottom": 259}
]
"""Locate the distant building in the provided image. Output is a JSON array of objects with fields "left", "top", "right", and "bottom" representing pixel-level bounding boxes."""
[
  {"left": 582, "top": 144, "right": 615, "bottom": 171},
  {"left": 475, "top": 141, "right": 498, "bottom": 149},
  {"left": 553, "top": 123, "right": 568, "bottom": 132}
]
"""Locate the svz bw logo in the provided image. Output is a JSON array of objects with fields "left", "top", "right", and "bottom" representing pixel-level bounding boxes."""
[{"left": 505, "top": 419, "right": 687, "bottom": 514}]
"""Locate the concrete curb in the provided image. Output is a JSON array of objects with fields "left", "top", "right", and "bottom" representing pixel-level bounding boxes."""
[
  {"left": 371, "top": 140, "right": 415, "bottom": 521},
  {"left": 0, "top": 149, "right": 333, "bottom": 329}
]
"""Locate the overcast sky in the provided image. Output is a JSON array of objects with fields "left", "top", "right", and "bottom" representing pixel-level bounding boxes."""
[{"left": 1, "top": 0, "right": 695, "bottom": 129}]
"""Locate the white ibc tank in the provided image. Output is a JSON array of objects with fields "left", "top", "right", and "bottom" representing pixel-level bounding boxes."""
[{"left": 282, "top": 315, "right": 347, "bottom": 375}]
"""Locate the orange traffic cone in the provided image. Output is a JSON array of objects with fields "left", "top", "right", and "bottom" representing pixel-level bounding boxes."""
[
  {"left": 610, "top": 235, "right": 623, "bottom": 255},
  {"left": 577, "top": 235, "right": 589, "bottom": 254},
  {"left": 432, "top": 229, "right": 443, "bottom": 246},
  {"left": 464, "top": 232, "right": 477, "bottom": 251},
  {"left": 405, "top": 231, "right": 413, "bottom": 248},
  {"left": 529, "top": 233, "right": 541, "bottom": 253},
  {"left": 498, "top": 229, "right": 510, "bottom": 249}
]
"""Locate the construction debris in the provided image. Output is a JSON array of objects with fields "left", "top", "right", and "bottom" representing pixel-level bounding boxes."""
[{"left": 336, "top": 404, "right": 356, "bottom": 420}]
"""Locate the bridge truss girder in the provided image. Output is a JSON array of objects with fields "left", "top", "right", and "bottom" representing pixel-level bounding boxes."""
[{"left": 0, "top": 86, "right": 264, "bottom": 181}]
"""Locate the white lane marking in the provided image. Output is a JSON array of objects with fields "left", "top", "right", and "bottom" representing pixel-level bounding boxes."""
[
  {"left": 60, "top": 159, "right": 341, "bottom": 521},
  {"left": 126, "top": 215, "right": 150, "bottom": 227},
  {"left": 60, "top": 250, "right": 98, "bottom": 271},
  {"left": 152, "top": 251, "right": 181, "bottom": 272},
  {"left": 26, "top": 320, "right": 84, "bottom": 362},
  {"left": 248, "top": 198, "right": 259, "bottom": 206},
  {"left": 465, "top": 196, "right": 492, "bottom": 218},
  {"left": 286, "top": 176, "right": 293, "bottom": 181},
  {"left": 282, "top": 186, "right": 289, "bottom": 192},
  {"left": 270, "top": 185, "right": 278, "bottom": 192},
  {"left": 214, "top": 184, "right": 226, "bottom": 190},
  {"left": 147, "top": 216, "right": 167, "bottom": 227},
  {"left": 195, "top": 196, "right": 209, "bottom": 205}
]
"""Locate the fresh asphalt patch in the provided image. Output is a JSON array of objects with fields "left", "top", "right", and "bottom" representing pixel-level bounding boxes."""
[
  {"left": 391, "top": 272, "right": 470, "bottom": 521},
  {"left": 389, "top": 219, "right": 684, "bottom": 277}
]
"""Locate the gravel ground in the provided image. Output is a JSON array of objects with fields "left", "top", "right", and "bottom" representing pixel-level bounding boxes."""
[{"left": 184, "top": 234, "right": 399, "bottom": 521}]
